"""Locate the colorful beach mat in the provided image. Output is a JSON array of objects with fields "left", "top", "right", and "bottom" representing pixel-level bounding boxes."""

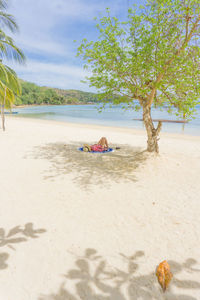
[{"left": 78, "top": 147, "right": 114, "bottom": 153}]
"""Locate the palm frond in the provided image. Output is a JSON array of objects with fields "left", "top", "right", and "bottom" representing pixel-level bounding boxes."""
[
  {"left": 0, "top": 30, "right": 25, "bottom": 63},
  {"left": 0, "top": 0, "right": 24, "bottom": 114},
  {"left": 0, "top": 63, "right": 21, "bottom": 95},
  {"left": 0, "top": 81, "right": 15, "bottom": 109},
  {"left": 0, "top": 0, "right": 8, "bottom": 10},
  {"left": 0, "top": 12, "right": 19, "bottom": 32}
]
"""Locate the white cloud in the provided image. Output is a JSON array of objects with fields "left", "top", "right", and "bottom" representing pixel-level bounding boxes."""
[
  {"left": 8, "top": 0, "right": 127, "bottom": 56},
  {"left": 14, "top": 60, "right": 87, "bottom": 77},
  {"left": 8, "top": 59, "right": 93, "bottom": 91},
  {"left": 14, "top": 35, "right": 69, "bottom": 57},
  {"left": 9, "top": 0, "right": 72, "bottom": 56},
  {"left": 6, "top": 0, "right": 130, "bottom": 90},
  {"left": 10, "top": 0, "right": 124, "bottom": 23}
]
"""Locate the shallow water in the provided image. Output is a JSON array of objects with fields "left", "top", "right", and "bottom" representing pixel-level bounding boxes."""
[{"left": 12, "top": 104, "right": 200, "bottom": 136}]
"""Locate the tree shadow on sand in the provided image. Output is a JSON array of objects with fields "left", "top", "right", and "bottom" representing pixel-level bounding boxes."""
[
  {"left": 0, "top": 223, "right": 46, "bottom": 270},
  {"left": 39, "top": 248, "right": 200, "bottom": 300},
  {"left": 31, "top": 142, "right": 148, "bottom": 188}
]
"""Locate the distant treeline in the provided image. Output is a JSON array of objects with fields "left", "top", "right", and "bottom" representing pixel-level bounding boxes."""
[{"left": 15, "top": 80, "right": 101, "bottom": 106}]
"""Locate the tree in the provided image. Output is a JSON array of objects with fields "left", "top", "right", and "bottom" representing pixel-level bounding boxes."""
[
  {"left": 0, "top": 65, "right": 21, "bottom": 130},
  {"left": 0, "top": 0, "right": 25, "bottom": 130},
  {"left": 78, "top": 0, "right": 200, "bottom": 152},
  {"left": 66, "top": 97, "right": 79, "bottom": 104}
]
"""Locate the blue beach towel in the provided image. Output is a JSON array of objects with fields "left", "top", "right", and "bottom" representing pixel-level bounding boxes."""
[{"left": 78, "top": 147, "right": 114, "bottom": 153}]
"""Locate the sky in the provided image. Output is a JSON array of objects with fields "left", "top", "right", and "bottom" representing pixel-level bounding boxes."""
[{"left": 6, "top": 0, "right": 144, "bottom": 91}]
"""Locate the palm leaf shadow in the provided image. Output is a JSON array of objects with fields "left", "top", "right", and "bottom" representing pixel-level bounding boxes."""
[{"left": 0, "top": 223, "right": 46, "bottom": 270}]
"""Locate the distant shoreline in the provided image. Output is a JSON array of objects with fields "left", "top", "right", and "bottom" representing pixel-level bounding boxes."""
[{"left": 13, "top": 103, "right": 96, "bottom": 108}]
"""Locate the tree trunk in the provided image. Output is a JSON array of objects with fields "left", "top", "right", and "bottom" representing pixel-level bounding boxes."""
[
  {"left": 1, "top": 104, "right": 5, "bottom": 131},
  {"left": 143, "top": 104, "right": 162, "bottom": 153},
  {"left": 1, "top": 88, "right": 6, "bottom": 131}
]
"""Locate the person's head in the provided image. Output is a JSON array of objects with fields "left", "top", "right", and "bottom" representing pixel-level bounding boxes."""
[{"left": 83, "top": 145, "right": 91, "bottom": 152}]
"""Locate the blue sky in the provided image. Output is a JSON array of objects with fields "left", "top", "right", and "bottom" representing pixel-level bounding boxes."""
[{"left": 7, "top": 0, "right": 144, "bottom": 91}]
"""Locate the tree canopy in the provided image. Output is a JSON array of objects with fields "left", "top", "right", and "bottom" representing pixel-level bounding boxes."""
[{"left": 78, "top": 0, "right": 200, "bottom": 152}]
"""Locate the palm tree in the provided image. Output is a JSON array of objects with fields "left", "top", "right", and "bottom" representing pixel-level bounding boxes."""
[
  {"left": 0, "top": 0, "right": 25, "bottom": 130},
  {"left": 0, "top": 64, "right": 21, "bottom": 130}
]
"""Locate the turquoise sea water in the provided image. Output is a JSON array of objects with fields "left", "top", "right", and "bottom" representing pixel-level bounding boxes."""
[{"left": 12, "top": 104, "right": 200, "bottom": 136}]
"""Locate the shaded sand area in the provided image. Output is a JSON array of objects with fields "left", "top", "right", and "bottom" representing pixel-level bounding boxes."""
[{"left": 0, "top": 117, "right": 200, "bottom": 300}]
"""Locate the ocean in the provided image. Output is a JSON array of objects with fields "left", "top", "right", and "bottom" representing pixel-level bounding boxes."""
[{"left": 12, "top": 104, "right": 200, "bottom": 136}]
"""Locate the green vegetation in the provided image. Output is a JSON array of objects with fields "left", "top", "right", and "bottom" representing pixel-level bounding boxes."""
[
  {"left": 78, "top": 0, "right": 200, "bottom": 152},
  {"left": 0, "top": 0, "right": 25, "bottom": 130},
  {"left": 15, "top": 80, "right": 101, "bottom": 106}
]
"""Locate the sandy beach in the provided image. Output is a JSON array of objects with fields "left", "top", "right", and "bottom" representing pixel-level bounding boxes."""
[{"left": 0, "top": 116, "right": 200, "bottom": 300}]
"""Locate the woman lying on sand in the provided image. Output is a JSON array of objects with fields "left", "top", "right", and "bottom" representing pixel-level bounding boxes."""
[{"left": 83, "top": 137, "right": 108, "bottom": 152}]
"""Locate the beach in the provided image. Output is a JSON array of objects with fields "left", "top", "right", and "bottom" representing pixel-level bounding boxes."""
[{"left": 1, "top": 116, "right": 200, "bottom": 300}]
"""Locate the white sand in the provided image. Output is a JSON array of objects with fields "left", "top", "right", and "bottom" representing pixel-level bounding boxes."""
[{"left": 0, "top": 116, "right": 200, "bottom": 300}]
